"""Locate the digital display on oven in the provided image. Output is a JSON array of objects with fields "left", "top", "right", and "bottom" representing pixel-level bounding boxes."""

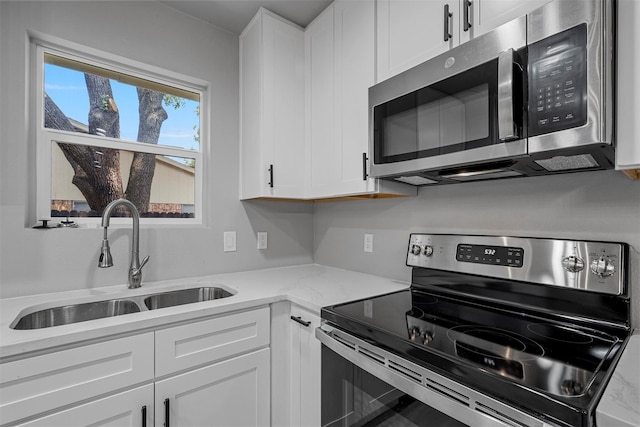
[
  {"left": 456, "top": 244, "right": 524, "bottom": 267},
  {"left": 455, "top": 342, "right": 524, "bottom": 380}
]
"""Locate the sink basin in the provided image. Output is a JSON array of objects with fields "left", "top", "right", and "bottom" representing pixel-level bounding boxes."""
[
  {"left": 11, "top": 285, "right": 235, "bottom": 329},
  {"left": 12, "top": 299, "right": 141, "bottom": 330},
  {"left": 144, "top": 287, "right": 233, "bottom": 310}
]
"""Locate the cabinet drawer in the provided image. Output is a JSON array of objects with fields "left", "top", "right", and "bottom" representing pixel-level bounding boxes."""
[
  {"left": 14, "top": 384, "right": 153, "bottom": 427},
  {"left": 155, "top": 307, "right": 270, "bottom": 377},
  {"left": 0, "top": 333, "right": 154, "bottom": 426}
]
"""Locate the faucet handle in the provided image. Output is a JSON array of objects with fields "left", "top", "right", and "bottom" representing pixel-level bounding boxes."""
[{"left": 135, "top": 255, "right": 150, "bottom": 275}]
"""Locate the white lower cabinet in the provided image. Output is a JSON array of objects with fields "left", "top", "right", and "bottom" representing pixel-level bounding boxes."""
[
  {"left": 156, "top": 348, "right": 270, "bottom": 427},
  {"left": 0, "top": 307, "right": 271, "bottom": 427},
  {"left": 289, "top": 305, "right": 321, "bottom": 427},
  {"left": 0, "top": 333, "right": 155, "bottom": 426},
  {"left": 15, "top": 385, "right": 154, "bottom": 427}
]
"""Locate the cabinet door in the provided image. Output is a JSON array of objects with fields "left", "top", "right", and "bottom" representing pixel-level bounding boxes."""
[
  {"left": 15, "top": 384, "right": 153, "bottom": 427},
  {"left": 616, "top": 0, "right": 640, "bottom": 171},
  {"left": 155, "top": 348, "right": 270, "bottom": 427},
  {"left": 262, "top": 13, "right": 306, "bottom": 198},
  {"left": 240, "top": 10, "right": 305, "bottom": 199},
  {"left": 376, "top": 0, "right": 457, "bottom": 82},
  {"left": 290, "top": 306, "right": 321, "bottom": 427},
  {"left": 306, "top": 4, "right": 336, "bottom": 195},
  {"left": 471, "top": 0, "right": 552, "bottom": 39},
  {"left": 307, "top": 0, "right": 376, "bottom": 198},
  {"left": 333, "top": 0, "right": 376, "bottom": 195}
]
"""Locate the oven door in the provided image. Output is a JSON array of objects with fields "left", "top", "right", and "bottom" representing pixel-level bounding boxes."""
[
  {"left": 369, "top": 16, "right": 527, "bottom": 181},
  {"left": 321, "top": 343, "right": 467, "bottom": 427},
  {"left": 317, "top": 325, "right": 563, "bottom": 427}
]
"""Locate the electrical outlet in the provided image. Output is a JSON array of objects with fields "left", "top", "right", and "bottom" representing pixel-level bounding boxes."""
[
  {"left": 257, "top": 232, "right": 268, "bottom": 250},
  {"left": 224, "top": 231, "right": 236, "bottom": 252},
  {"left": 364, "top": 233, "right": 374, "bottom": 253}
]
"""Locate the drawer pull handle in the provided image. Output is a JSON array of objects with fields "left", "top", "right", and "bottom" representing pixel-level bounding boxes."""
[
  {"left": 291, "top": 315, "right": 311, "bottom": 327},
  {"left": 142, "top": 405, "right": 147, "bottom": 427},
  {"left": 164, "top": 398, "right": 170, "bottom": 427}
]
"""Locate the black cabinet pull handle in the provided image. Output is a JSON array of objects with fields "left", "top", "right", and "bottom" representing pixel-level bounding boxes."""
[
  {"left": 141, "top": 406, "right": 147, "bottom": 427},
  {"left": 164, "top": 398, "right": 170, "bottom": 427},
  {"left": 463, "top": 0, "right": 472, "bottom": 31},
  {"left": 444, "top": 4, "right": 453, "bottom": 41},
  {"left": 291, "top": 315, "right": 311, "bottom": 327},
  {"left": 362, "top": 153, "right": 368, "bottom": 181},
  {"left": 268, "top": 164, "right": 274, "bottom": 188}
]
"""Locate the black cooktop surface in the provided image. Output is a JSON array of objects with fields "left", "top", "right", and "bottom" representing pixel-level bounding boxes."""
[{"left": 323, "top": 288, "right": 621, "bottom": 400}]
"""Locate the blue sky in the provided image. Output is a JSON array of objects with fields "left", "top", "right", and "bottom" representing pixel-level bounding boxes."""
[{"left": 44, "top": 64, "right": 200, "bottom": 153}]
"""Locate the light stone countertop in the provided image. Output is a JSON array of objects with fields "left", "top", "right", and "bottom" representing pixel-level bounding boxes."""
[
  {"left": 0, "top": 264, "right": 409, "bottom": 359},
  {"left": 597, "top": 331, "right": 640, "bottom": 427},
  {"left": 2, "top": 264, "right": 638, "bottom": 427}
]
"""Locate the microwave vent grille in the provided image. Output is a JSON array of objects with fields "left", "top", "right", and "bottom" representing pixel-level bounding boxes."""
[{"left": 534, "top": 154, "right": 600, "bottom": 171}]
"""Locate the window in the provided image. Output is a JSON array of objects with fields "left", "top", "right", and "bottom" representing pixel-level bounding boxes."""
[{"left": 35, "top": 41, "right": 206, "bottom": 225}]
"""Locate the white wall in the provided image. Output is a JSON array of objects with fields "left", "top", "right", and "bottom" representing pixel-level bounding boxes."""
[
  {"left": 314, "top": 170, "right": 640, "bottom": 328},
  {"left": 0, "top": 1, "right": 314, "bottom": 298}
]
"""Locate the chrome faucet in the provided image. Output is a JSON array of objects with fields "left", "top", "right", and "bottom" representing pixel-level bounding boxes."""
[{"left": 98, "top": 198, "right": 150, "bottom": 288}]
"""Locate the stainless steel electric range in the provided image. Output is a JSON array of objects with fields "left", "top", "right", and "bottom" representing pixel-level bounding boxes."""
[{"left": 317, "top": 234, "right": 630, "bottom": 427}]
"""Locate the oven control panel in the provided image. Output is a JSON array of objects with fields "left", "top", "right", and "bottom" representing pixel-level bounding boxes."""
[{"left": 406, "top": 234, "right": 627, "bottom": 295}]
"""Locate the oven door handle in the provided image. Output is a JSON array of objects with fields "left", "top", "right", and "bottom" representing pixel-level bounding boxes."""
[{"left": 497, "top": 48, "right": 520, "bottom": 142}]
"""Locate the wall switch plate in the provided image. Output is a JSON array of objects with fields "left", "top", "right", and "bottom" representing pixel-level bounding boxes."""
[
  {"left": 364, "top": 233, "right": 374, "bottom": 253},
  {"left": 257, "top": 232, "right": 268, "bottom": 250},
  {"left": 224, "top": 231, "right": 236, "bottom": 252}
]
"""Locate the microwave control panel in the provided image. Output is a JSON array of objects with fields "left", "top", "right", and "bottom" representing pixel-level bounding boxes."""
[{"left": 528, "top": 24, "right": 587, "bottom": 136}]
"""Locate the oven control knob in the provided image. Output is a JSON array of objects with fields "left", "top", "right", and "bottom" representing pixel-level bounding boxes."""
[
  {"left": 421, "top": 331, "right": 434, "bottom": 345},
  {"left": 411, "top": 244, "right": 422, "bottom": 255},
  {"left": 562, "top": 255, "right": 584, "bottom": 273},
  {"left": 409, "top": 327, "right": 420, "bottom": 341},
  {"left": 590, "top": 256, "right": 615, "bottom": 278},
  {"left": 423, "top": 245, "right": 434, "bottom": 257}
]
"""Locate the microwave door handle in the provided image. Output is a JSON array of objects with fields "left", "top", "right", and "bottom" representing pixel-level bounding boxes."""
[{"left": 498, "top": 49, "right": 518, "bottom": 141}]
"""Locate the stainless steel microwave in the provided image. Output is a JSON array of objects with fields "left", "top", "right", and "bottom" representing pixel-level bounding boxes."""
[{"left": 369, "top": 0, "right": 615, "bottom": 185}]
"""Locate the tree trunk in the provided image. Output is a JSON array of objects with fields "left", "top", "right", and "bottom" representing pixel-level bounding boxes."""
[
  {"left": 45, "top": 90, "right": 123, "bottom": 213},
  {"left": 124, "top": 88, "right": 167, "bottom": 213},
  {"left": 83, "top": 75, "right": 125, "bottom": 210}
]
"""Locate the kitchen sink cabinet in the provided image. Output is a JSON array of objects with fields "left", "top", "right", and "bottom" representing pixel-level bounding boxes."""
[
  {"left": 376, "top": 0, "right": 552, "bottom": 83},
  {"left": 240, "top": 8, "right": 306, "bottom": 200},
  {"left": 155, "top": 348, "right": 270, "bottom": 427},
  {"left": 289, "top": 304, "right": 321, "bottom": 426},
  {"left": 306, "top": 0, "right": 415, "bottom": 199},
  {"left": 14, "top": 385, "right": 154, "bottom": 427},
  {"left": 0, "top": 307, "right": 271, "bottom": 427},
  {"left": 0, "top": 333, "right": 155, "bottom": 426}
]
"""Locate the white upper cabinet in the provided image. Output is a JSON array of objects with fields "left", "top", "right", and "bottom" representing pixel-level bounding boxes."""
[
  {"left": 240, "top": 9, "right": 306, "bottom": 199},
  {"left": 377, "top": 0, "right": 458, "bottom": 83},
  {"left": 376, "top": 0, "right": 552, "bottom": 83},
  {"left": 307, "top": 0, "right": 376, "bottom": 198},
  {"left": 616, "top": 0, "right": 640, "bottom": 175},
  {"left": 306, "top": 1, "right": 415, "bottom": 199},
  {"left": 470, "top": 0, "right": 552, "bottom": 40}
]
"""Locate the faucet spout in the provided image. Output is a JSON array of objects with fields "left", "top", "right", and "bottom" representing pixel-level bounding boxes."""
[{"left": 99, "top": 198, "right": 149, "bottom": 289}]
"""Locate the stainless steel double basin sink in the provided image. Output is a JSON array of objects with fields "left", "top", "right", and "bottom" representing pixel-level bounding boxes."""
[{"left": 12, "top": 286, "right": 234, "bottom": 330}]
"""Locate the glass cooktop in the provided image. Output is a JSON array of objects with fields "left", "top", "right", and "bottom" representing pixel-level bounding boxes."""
[{"left": 324, "top": 288, "right": 621, "bottom": 399}]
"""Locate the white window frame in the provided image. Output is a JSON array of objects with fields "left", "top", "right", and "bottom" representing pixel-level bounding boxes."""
[{"left": 32, "top": 33, "right": 208, "bottom": 227}]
